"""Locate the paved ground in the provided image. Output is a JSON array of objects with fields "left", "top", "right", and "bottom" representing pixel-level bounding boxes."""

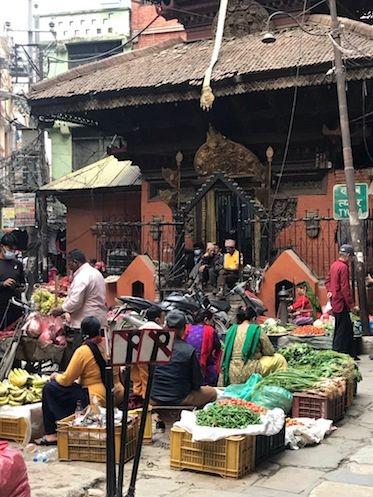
[{"left": 23, "top": 355, "right": 373, "bottom": 497}]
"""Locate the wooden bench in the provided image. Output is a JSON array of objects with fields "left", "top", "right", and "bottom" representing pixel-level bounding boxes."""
[{"left": 151, "top": 405, "right": 195, "bottom": 424}]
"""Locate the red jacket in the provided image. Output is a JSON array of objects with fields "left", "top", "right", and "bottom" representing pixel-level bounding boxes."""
[{"left": 325, "top": 259, "right": 354, "bottom": 313}]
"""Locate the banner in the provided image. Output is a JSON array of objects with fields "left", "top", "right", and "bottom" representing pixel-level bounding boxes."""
[
  {"left": 1, "top": 207, "right": 15, "bottom": 229},
  {"left": 111, "top": 328, "right": 176, "bottom": 366},
  {"left": 14, "top": 193, "right": 36, "bottom": 228}
]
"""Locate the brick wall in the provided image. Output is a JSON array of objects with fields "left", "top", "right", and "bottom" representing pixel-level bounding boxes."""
[{"left": 131, "top": 1, "right": 186, "bottom": 48}]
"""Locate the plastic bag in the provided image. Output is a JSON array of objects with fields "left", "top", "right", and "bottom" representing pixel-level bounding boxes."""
[
  {"left": 286, "top": 418, "right": 334, "bottom": 450},
  {"left": 0, "top": 441, "right": 31, "bottom": 497},
  {"left": 223, "top": 373, "right": 262, "bottom": 400},
  {"left": 251, "top": 385, "right": 293, "bottom": 414}
]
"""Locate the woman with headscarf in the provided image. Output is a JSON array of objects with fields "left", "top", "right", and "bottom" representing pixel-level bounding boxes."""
[
  {"left": 183, "top": 309, "right": 222, "bottom": 386},
  {"left": 0, "top": 232, "right": 25, "bottom": 329},
  {"left": 36, "top": 316, "right": 124, "bottom": 445},
  {"left": 222, "top": 307, "right": 287, "bottom": 387}
]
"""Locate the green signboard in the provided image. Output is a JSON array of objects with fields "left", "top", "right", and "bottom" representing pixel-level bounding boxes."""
[{"left": 333, "top": 183, "right": 369, "bottom": 220}]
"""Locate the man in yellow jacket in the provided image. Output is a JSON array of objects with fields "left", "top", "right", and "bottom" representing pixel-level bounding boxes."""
[{"left": 217, "top": 239, "right": 240, "bottom": 296}]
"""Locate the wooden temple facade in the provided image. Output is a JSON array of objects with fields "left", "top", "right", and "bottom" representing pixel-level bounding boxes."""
[{"left": 29, "top": 0, "right": 373, "bottom": 279}]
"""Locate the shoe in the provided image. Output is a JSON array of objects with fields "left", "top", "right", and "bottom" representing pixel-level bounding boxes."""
[
  {"left": 369, "top": 355, "right": 373, "bottom": 360},
  {"left": 156, "top": 420, "right": 166, "bottom": 433},
  {"left": 353, "top": 356, "right": 361, "bottom": 361}
]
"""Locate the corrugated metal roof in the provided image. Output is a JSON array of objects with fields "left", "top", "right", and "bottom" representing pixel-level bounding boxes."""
[
  {"left": 40, "top": 156, "right": 141, "bottom": 191},
  {"left": 29, "top": 15, "right": 373, "bottom": 105}
]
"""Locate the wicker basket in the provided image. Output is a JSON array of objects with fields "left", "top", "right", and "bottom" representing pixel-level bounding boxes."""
[
  {"left": 170, "top": 427, "right": 255, "bottom": 479},
  {"left": 57, "top": 414, "right": 138, "bottom": 463}
]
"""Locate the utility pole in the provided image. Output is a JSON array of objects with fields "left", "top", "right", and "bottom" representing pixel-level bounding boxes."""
[
  {"left": 34, "top": 4, "right": 49, "bottom": 281},
  {"left": 328, "top": 0, "right": 369, "bottom": 334}
]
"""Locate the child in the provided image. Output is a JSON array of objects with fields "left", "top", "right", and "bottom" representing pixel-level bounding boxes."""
[{"left": 289, "top": 283, "right": 313, "bottom": 326}]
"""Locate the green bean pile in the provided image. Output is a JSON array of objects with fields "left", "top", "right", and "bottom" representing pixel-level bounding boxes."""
[{"left": 196, "top": 403, "right": 262, "bottom": 429}]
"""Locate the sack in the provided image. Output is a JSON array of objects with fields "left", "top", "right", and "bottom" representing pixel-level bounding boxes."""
[
  {"left": 251, "top": 385, "right": 293, "bottom": 414},
  {"left": 0, "top": 441, "right": 31, "bottom": 497},
  {"left": 224, "top": 373, "right": 262, "bottom": 400}
]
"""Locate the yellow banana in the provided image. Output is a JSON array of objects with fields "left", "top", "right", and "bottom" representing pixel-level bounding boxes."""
[{"left": 0, "top": 396, "right": 9, "bottom": 405}]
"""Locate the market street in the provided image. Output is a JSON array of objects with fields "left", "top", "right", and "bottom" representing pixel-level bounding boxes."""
[{"left": 25, "top": 353, "right": 373, "bottom": 497}]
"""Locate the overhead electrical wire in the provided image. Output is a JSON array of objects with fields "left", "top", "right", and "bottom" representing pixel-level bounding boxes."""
[
  {"left": 361, "top": 80, "right": 373, "bottom": 162},
  {"left": 269, "top": 0, "right": 309, "bottom": 213},
  {"left": 47, "top": 12, "right": 161, "bottom": 64}
]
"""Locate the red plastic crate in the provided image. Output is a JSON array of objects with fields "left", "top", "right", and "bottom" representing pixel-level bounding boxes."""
[{"left": 292, "top": 392, "right": 344, "bottom": 421}]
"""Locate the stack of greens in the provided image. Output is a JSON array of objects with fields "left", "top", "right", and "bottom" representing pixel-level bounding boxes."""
[
  {"left": 279, "top": 344, "right": 361, "bottom": 382},
  {"left": 196, "top": 402, "right": 262, "bottom": 428},
  {"left": 253, "top": 369, "right": 322, "bottom": 393}
]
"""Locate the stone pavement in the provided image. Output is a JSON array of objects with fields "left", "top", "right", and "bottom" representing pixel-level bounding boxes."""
[{"left": 24, "top": 355, "right": 373, "bottom": 497}]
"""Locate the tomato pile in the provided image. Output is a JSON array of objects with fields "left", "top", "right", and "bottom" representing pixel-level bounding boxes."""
[
  {"left": 218, "top": 398, "right": 267, "bottom": 414},
  {"left": 292, "top": 326, "right": 325, "bottom": 336}
]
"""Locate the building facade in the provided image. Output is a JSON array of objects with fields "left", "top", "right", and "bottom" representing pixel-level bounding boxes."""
[{"left": 38, "top": 3, "right": 131, "bottom": 180}]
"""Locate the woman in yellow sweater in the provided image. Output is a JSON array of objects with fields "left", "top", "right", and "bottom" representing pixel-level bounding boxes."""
[{"left": 36, "top": 316, "right": 123, "bottom": 446}]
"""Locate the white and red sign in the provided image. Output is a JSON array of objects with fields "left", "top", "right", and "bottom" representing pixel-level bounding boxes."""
[{"left": 111, "top": 328, "right": 176, "bottom": 366}]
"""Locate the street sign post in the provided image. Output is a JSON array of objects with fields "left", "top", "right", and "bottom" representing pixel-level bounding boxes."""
[
  {"left": 106, "top": 328, "right": 176, "bottom": 497},
  {"left": 333, "top": 183, "right": 369, "bottom": 220}
]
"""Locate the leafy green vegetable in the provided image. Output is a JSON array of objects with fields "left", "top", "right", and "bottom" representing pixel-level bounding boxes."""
[
  {"left": 196, "top": 403, "right": 262, "bottom": 428},
  {"left": 278, "top": 344, "right": 361, "bottom": 382},
  {"left": 254, "top": 369, "right": 321, "bottom": 393}
]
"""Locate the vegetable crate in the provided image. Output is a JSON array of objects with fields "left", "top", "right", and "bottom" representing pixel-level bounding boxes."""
[
  {"left": 57, "top": 415, "right": 138, "bottom": 464},
  {"left": 170, "top": 427, "right": 255, "bottom": 479},
  {"left": 129, "top": 408, "right": 152, "bottom": 444},
  {"left": 0, "top": 416, "right": 28, "bottom": 444},
  {"left": 255, "top": 425, "right": 286, "bottom": 465},
  {"left": 344, "top": 379, "right": 356, "bottom": 410},
  {"left": 292, "top": 392, "right": 345, "bottom": 422}
]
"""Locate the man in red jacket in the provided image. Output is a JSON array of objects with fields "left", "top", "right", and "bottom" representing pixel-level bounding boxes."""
[{"left": 325, "top": 244, "right": 356, "bottom": 358}]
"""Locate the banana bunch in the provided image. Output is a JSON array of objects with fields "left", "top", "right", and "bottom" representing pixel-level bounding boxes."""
[
  {"left": 0, "top": 381, "right": 8, "bottom": 405},
  {"left": 8, "top": 368, "right": 30, "bottom": 388},
  {"left": 0, "top": 371, "right": 50, "bottom": 407},
  {"left": 8, "top": 385, "right": 28, "bottom": 406}
]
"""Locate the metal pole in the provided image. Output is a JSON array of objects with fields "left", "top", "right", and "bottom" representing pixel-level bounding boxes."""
[
  {"left": 116, "top": 366, "right": 132, "bottom": 497},
  {"left": 105, "top": 365, "right": 116, "bottom": 497},
  {"left": 328, "top": 0, "right": 369, "bottom": 334},
  {"left": 125, "top": 364, "right": 155, "bottom": 497}
]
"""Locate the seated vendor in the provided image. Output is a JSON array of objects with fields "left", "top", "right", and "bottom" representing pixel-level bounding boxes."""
[
  {"left": 222, "top": 307, "right": 287, "bottom": 387},
  {"left": 150, "top": 310, "right": 217, "bottom": 408},
  {"left": 217, "top": 239, "right": 240, "bottom": 296},
  {"left": 36, "top": 316, "right": 124, "bottom": 446},
  {"left": 289, "top": 283, "right": 313, "bottom": 326}
]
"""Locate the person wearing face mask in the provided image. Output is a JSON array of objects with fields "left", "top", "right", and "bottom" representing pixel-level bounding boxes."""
[
  {"left": 0, "top": 232, "right": 25, "bottom": 329},
  {"left": 51, "top": 249, "right": 107, "bottom": 365}
]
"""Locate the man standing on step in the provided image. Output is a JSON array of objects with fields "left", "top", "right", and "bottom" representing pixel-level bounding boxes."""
[{"left": 325, "top": 244, "right": 357, "bottom": 359}]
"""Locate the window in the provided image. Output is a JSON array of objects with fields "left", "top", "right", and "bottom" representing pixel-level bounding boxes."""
[
  {"left": 80, "top": 19, "right": 85, "bottom": 25},
  {"left": 97, "top": 28, "right": 101, "bottom": 34},
  {"left": 69, "top": 20, "right": 74, "bottom": 26},
  {"left": 108, "top": 27, "right": 113, "bottom": 33},
  {"left": 67, "top": 39, "right": 122, "bottom": 68},
  {"left": 103, "top": 18, "right": 108, "bottom": 24},
  {"left": 58, "top": 21, "right": 63, "bottom": 27},
  {"left": 108, "top": 13, "right": 113, "bottom": 18},
  {"left": 86, "top": 29, "right": 91, "bottom": 35},
  {"left": 91, "top": 19, "right": 96, "bottom": 24},
  {"left": 63, "top": 31, "right": 68, "bottom": 36},
  {"left": 75, "top": 30, "right": 79, "bottom": 36}
]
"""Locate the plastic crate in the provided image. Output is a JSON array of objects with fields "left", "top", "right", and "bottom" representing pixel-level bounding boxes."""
[
  {"left": 57, "top": 415, "right": 138, "bottom": 463},
  {"left": 255, "top": 425, "right": 286, "bottom": 465},
  {"left": 292, "top": 391, "right": 345, "bottom": 422},
  {"left": 129, "top": 408, "right": 152, "bottom": 444},
  {"left": 0, "top": 416, "right": 28, "bottom": 443},
  {"left": 170, "top": 427, "right": 255, "bottom": 479},
  {"left": 344, "top": 378, "right": 355, "bottom": 410}
]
